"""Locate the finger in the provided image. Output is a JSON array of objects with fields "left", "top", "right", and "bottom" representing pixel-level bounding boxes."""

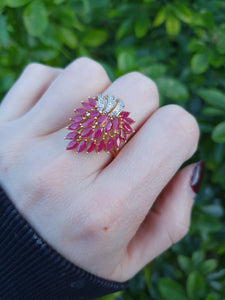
[
  {"left": 23, "top": 57, "right": 111, "bottom": 136},
  {"left": 116, "top": 163, "right": 201, "bottom": 280},
  {"left": 0, "top": 63, "right": 61, "bottom": 122},
  {"left": 52, "top": 71, "right": 159, "bottom": 174},
  {"left": 97, "top": 105, "right": 199, "bottom": 233}
]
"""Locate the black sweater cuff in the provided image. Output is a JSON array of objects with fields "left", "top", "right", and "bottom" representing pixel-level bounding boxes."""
[{"left": 0, "top": 185, "right": 128, "bottom": 300}]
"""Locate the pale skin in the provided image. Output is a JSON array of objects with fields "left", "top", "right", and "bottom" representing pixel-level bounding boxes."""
[{"left": 0, "top": 57, "right": 199, "bottom": 282}]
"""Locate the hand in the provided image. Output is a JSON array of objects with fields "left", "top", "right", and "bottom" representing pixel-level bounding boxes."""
[{"left": 0, "top": 57, "right": 200, "bottom": 282}]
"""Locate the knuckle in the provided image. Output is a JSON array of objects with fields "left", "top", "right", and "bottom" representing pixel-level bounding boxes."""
[
  {"left": 23, "top": 62, "right": 44, "bottom": 74},
  {"left": 73, "top": 57, "right": 109, "bottom": 79},
  {"left": 165, "top": 104, "right": 200, "bottom": 155},
  {"left": 126, "top": 71, "right": 159, "bottom": 106},
  {"left": 23, "top": 62, "right": 58, "bottom": 77}
]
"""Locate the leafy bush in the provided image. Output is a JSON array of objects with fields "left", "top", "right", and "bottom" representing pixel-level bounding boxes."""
[{"left": 0, "top": 0, "right": 225, "bottom": 299}]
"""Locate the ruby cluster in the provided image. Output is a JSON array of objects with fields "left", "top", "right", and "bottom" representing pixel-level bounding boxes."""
[{"left": 65, "top": 97, "right": 135, "bottom": 153}]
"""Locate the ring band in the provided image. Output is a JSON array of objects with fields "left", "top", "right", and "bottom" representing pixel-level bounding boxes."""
[{"left": 65, "top": 95, "right": 135, "bottom": 156}]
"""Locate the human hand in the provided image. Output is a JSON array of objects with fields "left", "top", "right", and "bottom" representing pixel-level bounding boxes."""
[{"left": 0, "top": 57, "right": 201, "bottom": 282}]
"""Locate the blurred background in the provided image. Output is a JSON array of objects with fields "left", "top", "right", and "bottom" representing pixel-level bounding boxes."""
[{"left": 0, "top": 0, "right": 225, "bottom": 299}]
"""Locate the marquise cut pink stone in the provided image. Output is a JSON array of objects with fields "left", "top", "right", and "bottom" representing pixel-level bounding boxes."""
[
  {"left": 122, "top": 122, "right": 133, "bottom": 133},
  {"left": 82, "top": 118, "right": 95, "bottom": 127},
  {"left": 105, "top": 120, "right": 112, "bottom": 133},
  {"left": 120, "top": 111, "right": 129, "bottom": 118},
  {"left": 123, "top": 117, "right": 134, "bottom": 124},
  {"left": 76, "top": 108, "right": 86, "bottom": 115},
  {"left": 93, "top": 127, "right": 103, "bottom": 139},
  {"left": 66, "top": 131, "right": 79, "bottom": 140},
  {"left": 66, "top": 140, "right": 78, "bottom": 150},
  {"left": 106, "top": 137, "right": 114, "bottom": 151},
  {"left": 77, "top": 141, "right": 86, "bottom": 153},
  {"left": 87, "top": 141, "right": 96, "bottom": 153},
  {"left": 68, "top": 123, "right": 81, "bottom": 130},
  {"left": 89, "top": 98, "right": 97, "bottom": 107},
  {"left": 81, "top": 127, "right": 93, "bottom": 138},
  {"left": 97, "top": 115, "right": 108, "bottom": 124},
  {"left": 90, "top": 110, "right": 100, "bottom": 118},
  {"left": 72, "top": 116, "right": 83, "bottom": 123},
  {"left": 119, "top": 129, "right": 126, "bottom": 140},
  {"left": 115, "top": 135, "right": 121, "bottom": 149},
  {"left": 82, "top": 102, "right": 92, "bottom": 110},
  {"left": 112, "top": 117, "right": 119, "bottom": 131},
  {"left": 97, "top": 140, "right": 105, "bottom": 152}
]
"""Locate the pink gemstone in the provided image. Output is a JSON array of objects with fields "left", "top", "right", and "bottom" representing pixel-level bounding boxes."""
[
  {"left": 123, "top": 117, "right": 134, "bottom": 124},
  {"left": 90, "top": 110, "right": 100, "bottom": 118},
  {"left": 89, "top": 98, "right": 97, "bottom": 107},
  {"left": 77, "top": 141, "right": 86, "bottom": 153},
  {"left": 115, "top": 135, "right": 121, "bottom": 149},
  {"left": 119, "top": 129, "right": 127, "bottom": 141},
  {"left": 82, "top": 102, "right": 92, "bottom": 110},
  {"left": 92, "top": 127, "right": 103, "bottom": 139},
  {"left": 87, "top": 141, "right": 96, "bottom": 153},
  {"left": 82, "top": 118, "right": 95, "bottom": 127},
  {"left": 120, "top": 111, "right": 129, "bottom": 118},
  {"left": 122, "top": 122, "right": 133, "bottom": 133},
  {"left": 76, "top": 108, "right": 86, "bottom": 115},
  {"left": 72, "top": 116, "right": 83, "bottom": 123},
  {"left": 81, "top": 127, "right": 93, "bottom": 138},
  {"left": 105, "top": 120, "right": 112, "bottom": 133},
  {"left": 106, "top": 137, "right": 114, "bottom": 151},
  {"left": 65, "top": 131, "right": 79, "bottom": 140},
  {"left": 96, "top": 140, "right": 105, "bottom": 152},
  {"left": 112, "top": 117, "right": 119, "bottom": 131},
  {"left": 68, "top": 123, "right": 81, "bottom": 130},
  {"left": 97, "top": 115, "right": 108, "bottom": 124},
  {"left": 66, "top": 140, "right": 78, "bottom": 150}
]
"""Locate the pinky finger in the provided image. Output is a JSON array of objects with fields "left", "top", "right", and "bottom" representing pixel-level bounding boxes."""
[{"left": 114, "top": 161, "right": 204, "bottom": 281}]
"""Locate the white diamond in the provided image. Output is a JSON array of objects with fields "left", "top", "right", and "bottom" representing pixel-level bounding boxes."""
[
  {"left": 97, "top": 94, "right": 107, "bottom": 112},
  {"left": 110, "top": 98, "right": 125, "bottom": 117}
]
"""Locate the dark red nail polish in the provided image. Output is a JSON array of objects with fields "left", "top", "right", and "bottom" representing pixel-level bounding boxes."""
[{"left": 190, "top": 160, "right": 205, "bottom": 194}]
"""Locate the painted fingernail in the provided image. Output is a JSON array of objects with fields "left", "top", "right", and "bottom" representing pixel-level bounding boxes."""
[{"left": 190, "top": 160, "right": 205, "bottom": 194}]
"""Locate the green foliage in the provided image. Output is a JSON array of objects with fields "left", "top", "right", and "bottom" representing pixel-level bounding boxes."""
[{"left": 0, "top": 0, "right": 225, "bottom": 299}]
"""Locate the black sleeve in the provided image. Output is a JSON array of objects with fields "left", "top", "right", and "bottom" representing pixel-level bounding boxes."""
[{"left": 0, "top": 185, "right": 129, "bottom": 300}]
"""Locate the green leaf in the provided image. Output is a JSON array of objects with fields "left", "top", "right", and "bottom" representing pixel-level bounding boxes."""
[
  {"left": 198, "top": 89, "right": 225, "bottom": 111},
  {"left": 116, "top": 19, "right": 132, "bottom": 40},
  {"left": 141, "top": 64, "right": 167, "bottom": 79},
  {"left": 158, "top": 278, "right": 188, "bottom": 300},
  {"left": 166, "top": 15, "right": 181, "bottom": 35},
  {"left": 134, "top": 16, "right": 150, "bottom": 38},
  {"left": 0, "top": 15, "right": 11, "bottom": 47},
  {"left": 217, "top": 32, "right": 225, "bottom": 54},
  {"left": 6, "top": 0, "right": 30, "bottom": 7},
  {"left": 23, "top": 0, "right": 48, "bottom": 37},
  {"left": 156, "top": 78, "right": 189, "bottom": 101},
  {"left": 117, "top": 48, "right": 136, "bottom": 72},
  {"left": 58, "top": 27, "right": 78, "bottom": 49},
  {"left": 191, "top": 53, "right": 209, "bottom": 74},
  {"left": 186, "top": 271, "right": 206, "bottom": 299},
  {"left": 192, "top": 250, "right": 204, "bottom": 266},
  {"left": 173, "top": 3, "right": 192, "bottom": 23},
  {"left": 206, "top": 293, "right": 220, "bottom": 300},
  {"left": 178, "top": 255, "right": 192, "bottom": 272},
  {"left": 82, "top": 29, "right": 108, "bottom": 47},
  {"left": 0, "top": 0, "right": 7, "bottom": 9},
  {"left": 201, "top": 259, "right": 218, "bottom": 274},
  {"left": 153, "top": 8, "right": 166, "bottom": 27},
  {"left": 203, "top": 107, "right": 225, "bottom": 116},
  {"left": 212, "top": 122, "right": 225, "bottom": 143}
]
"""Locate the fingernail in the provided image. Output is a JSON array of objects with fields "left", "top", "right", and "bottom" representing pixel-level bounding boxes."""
[{"left": 190, "top": 160, "right": 205, "bottom": 194}]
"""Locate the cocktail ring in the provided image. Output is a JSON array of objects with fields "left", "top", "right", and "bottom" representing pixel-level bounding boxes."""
[{"left": 65, "top": 95, "right": 135, "bottom": 156}]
